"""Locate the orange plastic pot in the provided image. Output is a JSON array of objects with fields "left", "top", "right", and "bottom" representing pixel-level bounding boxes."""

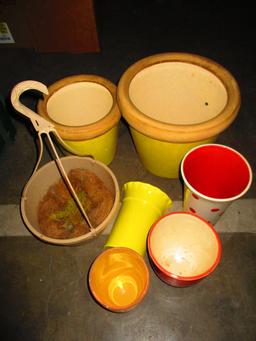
[{"left": 89, "top": 247, "right": 149, "bottom": 312}]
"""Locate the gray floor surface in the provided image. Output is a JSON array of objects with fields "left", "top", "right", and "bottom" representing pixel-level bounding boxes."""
[{"left": 0, "top": 234, "right": 256, "bottom": 341}]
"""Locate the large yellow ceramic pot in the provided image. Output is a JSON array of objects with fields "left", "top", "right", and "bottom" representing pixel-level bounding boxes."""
[
  {"left": 38, "top": 75, "right": 121, "bottom": 165},
  {"left": 117, "top": 53, "right": 240, "bottom": 178}
]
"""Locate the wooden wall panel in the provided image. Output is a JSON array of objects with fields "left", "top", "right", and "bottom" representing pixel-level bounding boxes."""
[
  {"left": 28, "top": 0, "right": 100, "bottom": 53},
  {"left": 0, "top": 0, "right": 100, "bottom": 53}
]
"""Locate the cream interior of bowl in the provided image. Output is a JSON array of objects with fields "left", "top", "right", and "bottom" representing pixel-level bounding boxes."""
[
  {"left": 150, "top": 214, "right": 219, "bottom": 277},
  {"left": 129, "top": 62, "right": 228, "bottom": 125},
  {"left": 47, "top": 82, "right": 113, "bottom": 126}
]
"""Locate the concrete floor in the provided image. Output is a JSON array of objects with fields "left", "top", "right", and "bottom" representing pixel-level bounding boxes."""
[
  {"left": 0, "top": 1, "right": 256, "bottom": 340},
  {"left": 1, "top": 234, "right": 256, "bottom": 341}
]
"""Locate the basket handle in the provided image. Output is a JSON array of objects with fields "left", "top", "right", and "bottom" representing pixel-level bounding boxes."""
[
  {"left": 11, "top": 80, "right": 95, "bottom": 231},
  {"left": 11, "top": 80, "right": 92, "bottom": 156},
  {"left": 11, "top": 81, "right": 56, "bottom": 133}
]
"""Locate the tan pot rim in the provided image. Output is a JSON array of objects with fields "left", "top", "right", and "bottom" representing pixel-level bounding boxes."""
[
  {"left": 117, "top": 52, "right": 241, "bottom": 143},
  {"left": 37, "top": 75, "right": 121, "bottom": 141}
]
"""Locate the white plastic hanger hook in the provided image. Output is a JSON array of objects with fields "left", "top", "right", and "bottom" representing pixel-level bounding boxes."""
[
  {"left": 11, "top": 80, "right": 89, "bottom": 156},
  {"left": 10, "top": 80, "right": 56, "bottom": 134}
]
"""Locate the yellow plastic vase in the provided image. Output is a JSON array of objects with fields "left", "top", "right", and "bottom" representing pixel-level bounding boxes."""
[{"left": 105, "top": 182, "right": 172, "bottom": 255}]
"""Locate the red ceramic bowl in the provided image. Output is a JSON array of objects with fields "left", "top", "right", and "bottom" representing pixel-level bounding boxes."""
[{"left": 147, "top": 212, "right": 221, "bottom": 287}]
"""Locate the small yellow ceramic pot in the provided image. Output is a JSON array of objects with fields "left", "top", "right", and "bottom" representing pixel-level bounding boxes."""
[{"left": 38, "top": 75, "right": 121, "bottom": 165}]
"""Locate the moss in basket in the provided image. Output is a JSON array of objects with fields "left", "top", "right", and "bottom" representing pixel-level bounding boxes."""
[
  {"left": 50, "top": 191, "right": 91, "bottom": 231},
  {"left": 38, "top": 168, "right": 115, "bottom": 239}
]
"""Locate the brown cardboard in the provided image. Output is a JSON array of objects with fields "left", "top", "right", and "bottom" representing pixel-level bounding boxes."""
[{"left": 0, "top": 0, "right": 100, "bottom": 52}]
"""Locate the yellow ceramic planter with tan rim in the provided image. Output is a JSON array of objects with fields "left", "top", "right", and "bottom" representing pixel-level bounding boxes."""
[
  {"left": 117, "top": 53, "right": 241, "bottom": 178},
  {"left": 38, "top": 75, "right": 121, "bottom": 165}
]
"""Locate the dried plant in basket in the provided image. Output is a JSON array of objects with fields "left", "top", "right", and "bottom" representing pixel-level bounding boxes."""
[{"left": 38, "top": 168, "right": 114, "bottom": 239}]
